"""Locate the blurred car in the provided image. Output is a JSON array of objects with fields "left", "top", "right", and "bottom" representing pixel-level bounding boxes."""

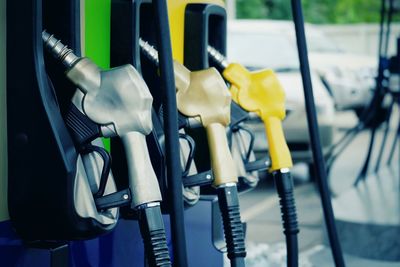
[
  {"left": 227, "top": 20, "right": 335, "bottom": 163},
  {"left": 228, "top": 20, "right": 377, "bottom": 113},
  {"left": 305, "top": 25, "right": 376, "bottom": 111}
]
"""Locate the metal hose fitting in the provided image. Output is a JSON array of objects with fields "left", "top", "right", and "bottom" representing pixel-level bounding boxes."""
[
  {"left": 207, "top": 45, "right": 229, "bottom": 69},
  {"left": 139, "top": 38, "right": 159, "bottom": 66},
  {"left": 42, "top": 30, "right": 79, "bottom": 68}
]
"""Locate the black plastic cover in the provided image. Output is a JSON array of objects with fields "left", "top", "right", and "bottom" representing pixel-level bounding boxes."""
[{"left": 7, "top": 0, "right": 114, "bottom": 240}]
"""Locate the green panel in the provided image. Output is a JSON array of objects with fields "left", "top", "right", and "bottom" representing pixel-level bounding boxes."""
[
  {"left": 0, "top": 0, "right": 8, "bottom": 221},
  {"left": 85, "top": 0, "right": 111, "bottom": 151}
]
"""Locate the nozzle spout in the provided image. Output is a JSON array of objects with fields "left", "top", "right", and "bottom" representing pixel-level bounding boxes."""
[{"left": 42, "top": 30, "right": 80, "bottom": 68}]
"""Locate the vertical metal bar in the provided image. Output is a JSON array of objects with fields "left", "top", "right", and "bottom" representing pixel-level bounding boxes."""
[{"left": 290, "top": 0, "right": 345, "bottom": 266}]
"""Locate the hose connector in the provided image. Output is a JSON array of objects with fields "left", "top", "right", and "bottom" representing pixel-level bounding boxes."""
[
  {"left": 207, "top": 45, "right": 229, "bottom": 69},
  {"left": 139, "top": 38, "right": 160, "bottom": 66},
  {"left": 42, "top": 30, "right": 79, "bottom": 68},
  {"left": 273, "top": 168, "right": 299, "bottom": 267}
]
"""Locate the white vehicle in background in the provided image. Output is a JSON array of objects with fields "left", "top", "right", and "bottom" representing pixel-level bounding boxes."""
[
  {"left": 305, "top": 24, "right": 376, "bottom": 112},
  {"left": 227, "top": 20, "right": 335, "bottom": 163},
  {"left": 228, "top": 20, "right": 377, "bottom": 113}
]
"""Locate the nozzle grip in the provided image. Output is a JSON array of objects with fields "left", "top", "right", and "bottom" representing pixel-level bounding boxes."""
[
  {"left": 206, "top": 123, "right": 238, "bottom": 186},
  {"left": 263, "top": 116, "right": 293, "bottom": 171},
  {"left": 138, "top": 205, "right": 171, "bottom": 267},
  {"left": 217, "top": 185, "right": 247, "bottom": 261},
  {"left": 122, "top": 132, "right": 162, "bottom": 208}
]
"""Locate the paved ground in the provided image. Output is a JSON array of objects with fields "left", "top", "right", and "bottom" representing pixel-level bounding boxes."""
[{"left": 238, "top": 109, "right": 400, "bottom": 266}]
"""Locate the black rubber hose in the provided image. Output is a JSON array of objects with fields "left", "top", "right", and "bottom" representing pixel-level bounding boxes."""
[
  {"left": 217, "top": 185, "right": 246, "bottom": 267},
  {"left": 334, "top": 0, "right": 387, "bottom": 139},
  {"left": 356, "top": 0, "right": 394, "bottom": 182},
  {"left": 387, "top": 41, "right": 400, "bottom": 167},
  {"left": 387, "top": 102, "right": 400, "bottom": 165},
  {"left": 374, "top": 99, "right": 395, "bottom": 172},
  {"left": 274, "top": 170, "right": 299, "bottom": 267},
  {"left": 373, "top": 0, "right": 395, "bottom": 172},
  {"left": 326, "top": 130, "right": 359, "bottom": 172},
  {"left": 290, "top": 1, "right": 345, "bottom": 266},
  {"left": 152, "top": 1, "right": 188, "bottom": 266},
  {"left": 138, "top": 205, "right": 172, "bottom": 267}
]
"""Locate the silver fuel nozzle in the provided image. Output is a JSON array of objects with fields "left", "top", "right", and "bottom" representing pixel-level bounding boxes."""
[{"left": 42, "top": 30, "right": 80, "bottom": 68}]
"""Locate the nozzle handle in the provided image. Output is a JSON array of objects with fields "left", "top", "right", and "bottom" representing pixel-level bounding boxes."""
[
  {"left": 206, "top": 123, "right": 238, "bottom": 186},
  {"left": 217, "top": 185, "right": 246, "bottom": 264},
  {"left": 122, "top": 132, "right": 162, "bottom": 208},
  {"left": 273, "top": 170, "right": 299, "bottom": 267},
  {"left": 263, "top": 116, "right": 293, "bottom": 171},
  {"left": 138, "top": 205, "right": 171, "bottom": 267}
]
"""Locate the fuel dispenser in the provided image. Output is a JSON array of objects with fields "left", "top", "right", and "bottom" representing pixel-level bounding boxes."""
[
  {"left": 7, "top": 0, "right": 174, "bottom": 266},
  {"left": 208, "top": 55, "right": 300, "bottom": 267},
  {"left": 205, "top": 27, "right": 301, "bottom": 267},
  {"left": 133, "top": 1, "right": 264, "bottom": 265},
  {"left": 6, "top": 0, "right": 120, "bottom": 266},
  {"left": 7, "top": 0, "right": 118, "bottom": 242},
  {"left": 2, "top": 1, "right": 351, "bottom": 267},
  {"left": 42, "top": 31, "right": 172, "bottom": 266}
]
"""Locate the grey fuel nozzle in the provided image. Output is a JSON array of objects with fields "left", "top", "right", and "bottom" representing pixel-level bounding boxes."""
[
  {"left": 43, "top": 31, "right": 171, "bottom": 266},
  {"left": 42, "top": 31, "right": 162, "bottom": 208}
]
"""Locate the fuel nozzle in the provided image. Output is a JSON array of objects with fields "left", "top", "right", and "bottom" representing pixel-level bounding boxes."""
[
  {"left": 43, "top": 32, "right": 171, "bottom": 267},
  {"left": 208, "top": 46, "right": 299, "bottom": 267},
  {"left": 140, "top": 39, "right": 247, "bottom": 267}
]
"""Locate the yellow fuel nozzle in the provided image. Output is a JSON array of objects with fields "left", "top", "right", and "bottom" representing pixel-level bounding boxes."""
[
  {"left": 223, "top": 63, "right": 293, "bottom": 171},
  {"left": 173, "top": 61, "right": 247, "bottom": 264},
  {"left": 173, "top": 61, "right": 238, "bottom": 187}
]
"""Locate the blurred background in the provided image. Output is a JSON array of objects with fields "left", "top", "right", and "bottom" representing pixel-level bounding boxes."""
[
  {"left": 227, "top": 0, "right": 400, "bottom": 55},
  {"left": 222, "top": 1, "right": 400, "bottom": 266}
]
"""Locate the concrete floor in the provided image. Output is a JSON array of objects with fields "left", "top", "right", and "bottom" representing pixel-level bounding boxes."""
[{"left": 239, "top": 109, "right": 400, "bottom": 266}]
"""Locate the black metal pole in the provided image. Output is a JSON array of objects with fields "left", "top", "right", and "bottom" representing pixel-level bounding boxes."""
[
  {"left": 290, "top": 1, "right": 345, "bottom": 266},
  {"left": 152, "top": 1, "right": 188, "bottom": 266}
]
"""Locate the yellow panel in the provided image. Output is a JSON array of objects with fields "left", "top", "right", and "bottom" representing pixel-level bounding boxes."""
[
  {"left": 0, "top": 0, "right": 9, "bottom": 222},
  {"left": 167, "top": 0, "right": 224, "bottom": 63}
]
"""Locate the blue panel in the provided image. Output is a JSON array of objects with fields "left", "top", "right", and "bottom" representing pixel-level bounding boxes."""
[
  {"left": 185, "top": 199, "right": 224, "bottom": 267},
  {"left": 0, "top": 220, "right": 51, "bottom": 267},
  {"left": 1, "top": 200, "right": 223, "bottom": 266}
]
